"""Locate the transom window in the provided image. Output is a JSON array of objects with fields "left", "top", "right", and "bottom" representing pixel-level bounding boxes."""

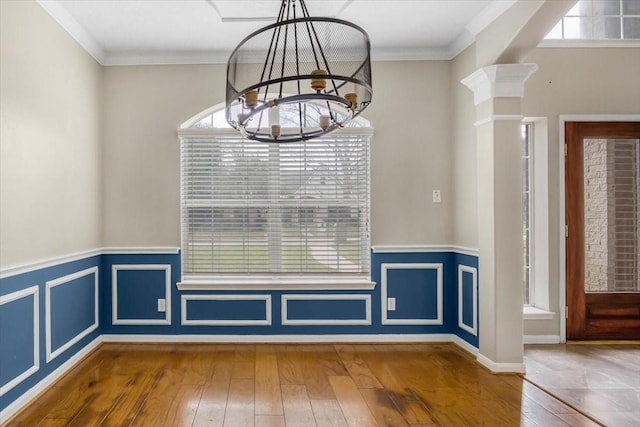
[
  {"left": 179, "top": 103, "right": 372, "bottom": 280},
  {"left": 545, "top": 0, "right": 640, "bottom": 40}
]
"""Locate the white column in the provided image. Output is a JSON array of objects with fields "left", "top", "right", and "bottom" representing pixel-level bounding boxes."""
[{"left": 462, "top": 63, "right": 538, "bottom": 373}]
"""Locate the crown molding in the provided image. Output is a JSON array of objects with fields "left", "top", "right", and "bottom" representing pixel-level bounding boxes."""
[
  {"left": 37, "top": 0, "right": 521, "bottom": 66},
  {"left": 36, "top": 0, "right": 105, "bottom": 64}
]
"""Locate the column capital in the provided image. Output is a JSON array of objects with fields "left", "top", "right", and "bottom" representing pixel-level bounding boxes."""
[{"left": 461, "top": 63, "right": 538, "bottom": 106}]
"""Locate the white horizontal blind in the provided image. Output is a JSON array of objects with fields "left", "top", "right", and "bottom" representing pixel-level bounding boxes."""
[{"left": 181, "top": 134, "right": 370, "bottom": 276}]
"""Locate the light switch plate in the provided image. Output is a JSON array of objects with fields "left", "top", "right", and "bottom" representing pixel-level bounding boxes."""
[
  {"left": 432, "top": 190, "right": 441, "bottom": 203},
  {"left": 157, "top": 298, "right": 166, "bottom": 312}
]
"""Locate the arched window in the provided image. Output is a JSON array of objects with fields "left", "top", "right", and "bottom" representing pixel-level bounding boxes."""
[{"left": 178, "top": 103, "right": 373, "bottom": 282}]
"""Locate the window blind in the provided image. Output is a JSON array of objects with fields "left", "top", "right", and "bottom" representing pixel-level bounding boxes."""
[{"left": 181, "top": 134, "right": 370, "bottom": 277}]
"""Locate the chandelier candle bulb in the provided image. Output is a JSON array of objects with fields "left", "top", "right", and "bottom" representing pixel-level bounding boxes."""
[
  {"left": 245, "top": 90, "right": 258, "bottom": 109},
  {"left": 319, "top": 115, "right": 330, "bottom": 130},
  {"left": 345, "top": 93, "right": 358, "bottom": 111},
  {"left": 269, "top": 105, "right": 280, "bottom": 127},
  {"left": 271, "top": 124, "right": 281, "bottom": 138},
  {"left": 311, "top": 69, "right": 328, "bottom": 92}
]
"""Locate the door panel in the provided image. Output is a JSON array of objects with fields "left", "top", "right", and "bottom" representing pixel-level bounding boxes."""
[{"left": 566, "top": 121, "right": 640, "bottom": 340}]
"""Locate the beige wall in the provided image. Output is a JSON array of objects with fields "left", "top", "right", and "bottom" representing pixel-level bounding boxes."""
[
  {"left": 102, "top": 61, "right": 454, "bottom": 247},
  {"left": 451, "top": 45, "right": 478, "bottom": 248},
  {"left": 0, "top": 0, "right": 102, "bottom": 267}
]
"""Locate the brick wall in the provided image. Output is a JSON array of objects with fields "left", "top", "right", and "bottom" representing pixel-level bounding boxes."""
[{"left": 584, "top": 139, "right": 639, "bottom": 293}]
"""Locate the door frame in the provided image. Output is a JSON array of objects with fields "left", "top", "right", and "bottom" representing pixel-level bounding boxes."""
[{"left": 558, "top": 114, "right": 640, "bottom": 342}]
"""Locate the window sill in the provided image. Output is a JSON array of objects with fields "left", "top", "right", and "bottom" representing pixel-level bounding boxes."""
[
  {"left": 523, "top": 306, "right": 555, "bottom": 320},
  {"left": 177, "top": 276, "right": 376, "bottom": 291}
]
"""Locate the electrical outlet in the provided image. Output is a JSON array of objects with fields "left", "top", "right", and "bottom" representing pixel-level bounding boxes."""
[
  {"left": 387, "top": 297, "right": 396, "bottom": 311},
  {"left": 157, "top": 298, "right": 166, "bottom": 312},
  {"left": 432, "top": 190, "right": 441, "bottom": 203}
]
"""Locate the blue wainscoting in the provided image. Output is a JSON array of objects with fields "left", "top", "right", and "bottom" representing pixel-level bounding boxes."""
[
  {"left": 1, "top": 247, "right": 479, "bottom": 417},
  {"left": 0, "top": 256, "right": 101, "bottom": 416},
  {"left": 454, "top": 252, "right": 479, "bottom": 347}
]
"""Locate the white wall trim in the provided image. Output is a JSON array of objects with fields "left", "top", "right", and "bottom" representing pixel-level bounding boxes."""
[
  {"left": 178, "top": 277, "right": 375, "bottom": 291},
  {"left": 101, "top": 333, "right": 461, "bottom": 344},
  {"left": 102, "top": 247, "right": 180, "bottom": 255},
  {"left": 558, "top": 114, "right": 640, "bottom": 343},
  {"left": 0, "top": 286, "right": 39, "bottom": 397},
  {"left": 523, "top": 335, "right": 561, "bottom": 344},
  {"left": 0, "top": 249, "right": 102, "bottom": 280},
  {"left": 45, "top": 267, "right": 99, "bottom": 363},
  {"left": 538, "top": 40, "right": 640, "bottom": 49},
  {"left": 474, "top": 115, "right": 524, "bottom": 127},
  {"left": 281, "top": 294, "right": 372, "bottom": 326},
  {"left": 35, "top": 0, "right": 106, "bottom": 64},
  {"left": 181, "top": 294, "right": 272, "bottom": 326},
  {"left": 451, "top": 335, "right": 479, "bottom": 356},
  {"left": 0, "top": 336, "right": 101, "bottom": 423},
  {"left": 371, "top": 245, "right": 478, "bottom": 256},
  {"left": 461, "top": 63, "right": 539, "bottom": 106},
  {"left": 458, "top": 265, "right": 478, "bottom": 336},
  {"left": 0, "top": 247, "right": 179, "bottom": 280},
  {"left": 112, "top": 264, "right": 171, "bottom": 326},
  {"left": 476, "top": 353, "right": 526, "bottom": 374},
  {"left": 381, "top": 263, "right": 444, "bottom": 325}
]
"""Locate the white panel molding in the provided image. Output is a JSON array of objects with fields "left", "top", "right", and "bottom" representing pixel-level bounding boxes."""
[
  {"left": 0, "top": 337, "right": 101, "bottom": 423},
  {"left": 372, "top": 245, "right": 478, "bottom": 256},
  {"left": 0, "top": 247, "right": 178, "bottom": 280},
  {"left": 45, "top": 267, "right": 99, "bottom": 363},
  {"left": 461, "top": 63, "right": 539, "bottom": 106},
  {"left": 476, "top": 353, "right": 526, "bottom": 374},
  {"left": 112, "top": 265, "right": 172, "bottom": 326},
  {"left": 523, "top": 335, "right": 561, "bottom": 345},
  {"left": 457, "top": 265, "right": 478, "bottom": 336},
  {"left": 281, "top": 294, "right": 372, "bottom": 326},
  {"left": 0, "top": 286, "right": 39, "bottom": 397},
  {"left": 381, "top": 263, "right": 444, "bottom": 325},
  {"left": 181, "top": 294, "right": 272, "bottom": 326},
  {"left": 558, "top": 115, "right": 640, "bottom": 343}
]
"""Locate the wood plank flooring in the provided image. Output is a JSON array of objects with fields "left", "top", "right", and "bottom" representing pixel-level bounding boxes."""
[
  {"left": 4, "top": 343, "right": 596, "bottom": 426},
  {"left": 525, "top": 343, "right": 640, "bottom": 427}
]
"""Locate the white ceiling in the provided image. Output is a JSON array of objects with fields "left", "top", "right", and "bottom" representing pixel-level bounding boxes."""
[{"left": 37, "top": 0, "right": 517, "bottom": 65}]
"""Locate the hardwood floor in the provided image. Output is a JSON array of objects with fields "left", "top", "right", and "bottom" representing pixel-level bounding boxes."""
[
  {"left": 524, "top": 343, "right": 640, "bottom": 427},
  {"left": 5, "top": 343, "right": 597, "bottom": 427}
]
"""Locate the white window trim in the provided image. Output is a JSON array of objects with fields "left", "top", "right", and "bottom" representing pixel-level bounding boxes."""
[{"left": 523, "top": 118, "right": 554, "bottom": 319}]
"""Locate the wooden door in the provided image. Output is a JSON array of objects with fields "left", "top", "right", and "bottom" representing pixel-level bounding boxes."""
[{"left": 566, "top": 121, "right": 640, "bottom": 340}]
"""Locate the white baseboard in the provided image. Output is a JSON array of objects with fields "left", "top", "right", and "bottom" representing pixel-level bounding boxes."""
[
  {"left": 524, "top": 335, "right": 561, "bottom": 344},
  {"left": 476, "top": 353, "right": 526, "bottom": 373},
  {"left": 451, "top": 335, "right": 479, "bottom": 355},
  {"left": 0, "top": 336, "right": 102, "bottom": 423},
  {"left": 101, "top": 333, "right": 463, "bottom": 344}
]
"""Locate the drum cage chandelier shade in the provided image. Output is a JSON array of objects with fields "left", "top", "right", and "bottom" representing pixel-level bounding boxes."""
[{"left": 225, "top": 0, "right": 373, "bottom": 143}]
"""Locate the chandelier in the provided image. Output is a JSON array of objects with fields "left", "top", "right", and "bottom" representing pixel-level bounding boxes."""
[{"left": 225, "top": 0, "right": 373, "bottom": 143}]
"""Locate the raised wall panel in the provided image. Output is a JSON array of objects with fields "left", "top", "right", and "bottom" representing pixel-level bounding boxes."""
[{"left": 46, "top": 267, "right": 98, "bottom": 362}]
